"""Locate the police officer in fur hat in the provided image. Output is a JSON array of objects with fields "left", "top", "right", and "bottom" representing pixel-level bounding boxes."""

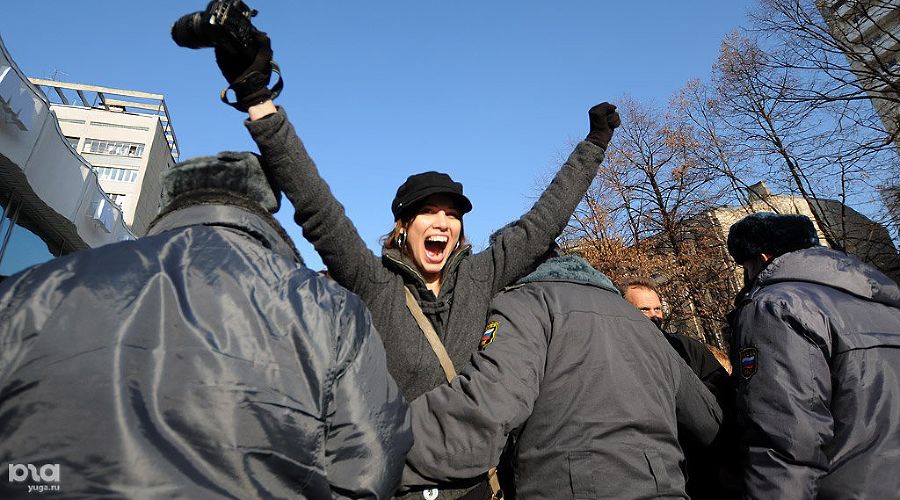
[
  {"left": 0, "top": 152, "right": 411, "bottom": 498},
  {"left": 726, "top": 212, "right": 900, "bottom": 499}
]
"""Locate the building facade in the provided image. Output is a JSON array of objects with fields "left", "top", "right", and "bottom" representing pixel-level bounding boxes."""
[
  {"left": 818, "top": 0, "right": 900, "bottom": 149},
  {"left": 29, "top": 80, "right": 180, "bottom": 236},
  {"left": 641, "top": 182, "right": 899, "bottom": 347},
  {"left": 708, "top": 182, "right": 900, "bottom": 284}
]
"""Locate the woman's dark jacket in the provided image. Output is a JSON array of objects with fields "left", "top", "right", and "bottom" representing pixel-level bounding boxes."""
[
  {"left": 246, "top": 108, "right": 606, "bottom": 402},
  {"left": 0, "top": 203, "right": 411, "bottom": 499}
]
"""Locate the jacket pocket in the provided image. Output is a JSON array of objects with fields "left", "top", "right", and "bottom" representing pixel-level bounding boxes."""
[
  {"left": 644, "top": 448, "right": 672, "bottom": 494},
  {"left": 567, "top": 451, "right": 595, "bottom": 499}
]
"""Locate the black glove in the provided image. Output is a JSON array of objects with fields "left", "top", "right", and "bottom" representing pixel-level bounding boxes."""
[
  {"left": 585, "top": 102, "right": 621, "bottom": 149},
  {"left": 215, "top": 31, "right": 274, "bottom": 111}
]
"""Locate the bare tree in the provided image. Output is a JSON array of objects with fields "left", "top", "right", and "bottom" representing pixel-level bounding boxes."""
[
  {"left": 749, "top": 0, "right": 900, "bottom": 249},
  {"left": 561, "top": 1, "right": 900, "bottom": 355},
  {"left": 753, "top": 0, "right": 899, "bottom": 144},
  {"left": 566, "top": 97, "right": 739, "bottom": 348}
]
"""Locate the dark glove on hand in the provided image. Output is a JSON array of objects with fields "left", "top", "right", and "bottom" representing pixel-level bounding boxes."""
[
  {"left": 215, "top": 31, "right": 274, "bottom": 111},
  {"left": 585, "top": 102, "right": 621, "bottom": 149}
]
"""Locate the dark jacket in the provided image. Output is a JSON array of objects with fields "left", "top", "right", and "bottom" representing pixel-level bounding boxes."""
[
  {"left": 664, "top": 333, "right": 725, "bottom": 387},
  {"left": 403, "top": 256, "right": 723, "bottom": 499},
  {"left": 664, "top": 333, "right": 739, "bottom": 500},
  {"left": 246, "top": 109, "right": 606, "bottom": 403},
  {"left": 0, "top": 203, "right": 412, "bottom": 499},
  {"left": 730, "top": 246, "right": 900, "bottom": 499}
]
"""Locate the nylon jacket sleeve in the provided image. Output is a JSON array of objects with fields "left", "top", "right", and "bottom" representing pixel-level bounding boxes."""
[
  {"left": 733, "top": 298, "right": 833, "bottom": 500},
  {"left": 246, "top": 108, "right": 388, "bottom": 296},
  {"left": 325, "top": 291, "right": 413, "bottom": 499},
  {"left": 401, "top": 287, "right": 549, "bottom": 488},
  {"left": 673, "top": 353, "right": 723, "bottom": 447},
  {"left": 475, "top": 141, "right": 606, "bottom": 292}
]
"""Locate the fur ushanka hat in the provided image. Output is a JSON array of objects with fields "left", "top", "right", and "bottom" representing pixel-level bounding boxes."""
[
  {"left": 159, "top": 151, "right": 280, "bottom": 213},
  {"left": 727, "top": 212, "right": 820, "bottom": 263}
]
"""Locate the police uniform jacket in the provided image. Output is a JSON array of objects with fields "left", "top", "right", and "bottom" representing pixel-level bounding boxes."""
[
  {"left": 402, "top": 256, "right": 723, "bottom": 499},
  {"left": 0, "top": 203, "right": 411, "bottom": 499},
  {"left": 730, "top": 246, "right": 900, "bottom": 499}
]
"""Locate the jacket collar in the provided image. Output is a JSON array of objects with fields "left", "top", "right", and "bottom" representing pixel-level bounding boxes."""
[
  {"left": 147, "top": 204, "right": 301, "bottom": 264},
  {"left": 514, "top": 255, "right": 619, "bottom": 294},
  {"left": 748, "top": 246, "right": 900, "bottom": 308},
  {"left": 382, "top": 243, "right": 471, "bottom": 290}
]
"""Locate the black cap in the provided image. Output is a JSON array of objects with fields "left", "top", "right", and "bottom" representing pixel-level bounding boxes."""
[
  {"left": 727, "top": 212, "right": 820, "bottom": 263},
  {"left": 391, "top": 171, "right": 472, "bottom": 219}
]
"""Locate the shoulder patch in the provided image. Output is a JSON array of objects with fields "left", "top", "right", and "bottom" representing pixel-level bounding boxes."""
[
  {"left": 479, "top": 321, "right": 499, "bottom": 351},
  {"left": 740, "top": 346, "right": 758, "bottom": 380}
]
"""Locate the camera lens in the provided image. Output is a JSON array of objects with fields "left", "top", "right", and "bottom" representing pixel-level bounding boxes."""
[{"left": 171, "top": 12, "right": 208, "bottom": 49}]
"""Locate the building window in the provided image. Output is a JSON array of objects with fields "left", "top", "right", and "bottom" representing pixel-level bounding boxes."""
[
  {"left": 65, "top": 136, "right": 79, "bottom": 149},
  {"left": 83, "top": 138, "right": 145, "bottom": 158},
  {"left": 95, "top": 166, "right": 138, "bottom": 183}
]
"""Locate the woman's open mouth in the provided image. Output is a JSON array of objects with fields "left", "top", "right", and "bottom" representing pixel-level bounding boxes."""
[{"left": 424, "top": 235, "right": 449, "bottom": 263}]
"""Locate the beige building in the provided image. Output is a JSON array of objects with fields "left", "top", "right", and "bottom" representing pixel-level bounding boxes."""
[
  {"left": 1, "top": 36, "right": 135, "bottom": 278},
  {"left": 663, "top": 182, "right": 898, "bottom": 344},
  {"left": 709, "top": 182, "right": 900, "bottom": 284},
  {"left": 818, "top": 0, "right": 900, "bottom": 149},
  {"left": 28, "top": 80, "right": 180, "bottom": 236}
]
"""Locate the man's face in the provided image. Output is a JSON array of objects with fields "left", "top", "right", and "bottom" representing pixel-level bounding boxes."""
[{"left": 624, "top": 286, "right": 664, "bottom": 329}]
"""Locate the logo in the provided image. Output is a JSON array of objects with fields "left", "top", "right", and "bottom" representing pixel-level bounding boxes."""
[
  {"left": 7, "top": 463, "right": 61, "bottom": 494},
  {"left": 479, "top": 321, "right": 499, "bottom": 351},
  {"left": 740, "top": 346, "right": 758, "bottom": 380}
]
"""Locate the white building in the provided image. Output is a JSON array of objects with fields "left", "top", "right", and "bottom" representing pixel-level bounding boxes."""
[
  {"left": 0, "top": 35, "right": 134, "bottom": 279},
  {"left": 29, "top": 79, "right": 180, "bottom": 236},
  {"left": 818, "top": 0, "right": 900, "bottom": 148}
]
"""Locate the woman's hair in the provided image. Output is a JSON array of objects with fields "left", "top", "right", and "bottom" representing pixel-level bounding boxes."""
[
  {"left": 381, "top": 219, "right": 410, "bottom": 251},
  {"left": 381, "top": 215, "right": 468, "bottom": 251}
]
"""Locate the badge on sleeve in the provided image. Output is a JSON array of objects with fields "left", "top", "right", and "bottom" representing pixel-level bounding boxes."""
[
  {"left": 479, "top": 321, "right": 499, "bottom": 351},
  {"left": 740, "top": 346, "right": 758, "bottom": 380}
]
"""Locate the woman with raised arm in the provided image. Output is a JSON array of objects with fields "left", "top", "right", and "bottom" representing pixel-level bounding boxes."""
[{"left": 213, "top": 32, "right": 619, "bottom": 500}]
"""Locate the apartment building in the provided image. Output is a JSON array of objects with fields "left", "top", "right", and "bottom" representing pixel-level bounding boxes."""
[
  {"left": 29, "top": 79, "right": 180, "bottom": 236},
  {"left": 818, "top": 0, "right": 900, "bottom": 147}
]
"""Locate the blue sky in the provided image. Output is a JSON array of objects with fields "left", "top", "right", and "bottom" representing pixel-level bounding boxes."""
[{"left": 2, "top": 1, "right": 753, "bottom": 270}]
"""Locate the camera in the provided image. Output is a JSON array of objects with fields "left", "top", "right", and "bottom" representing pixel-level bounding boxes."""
[{"left": 171, "top": 0, "right": 259, "bottom": 53}]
